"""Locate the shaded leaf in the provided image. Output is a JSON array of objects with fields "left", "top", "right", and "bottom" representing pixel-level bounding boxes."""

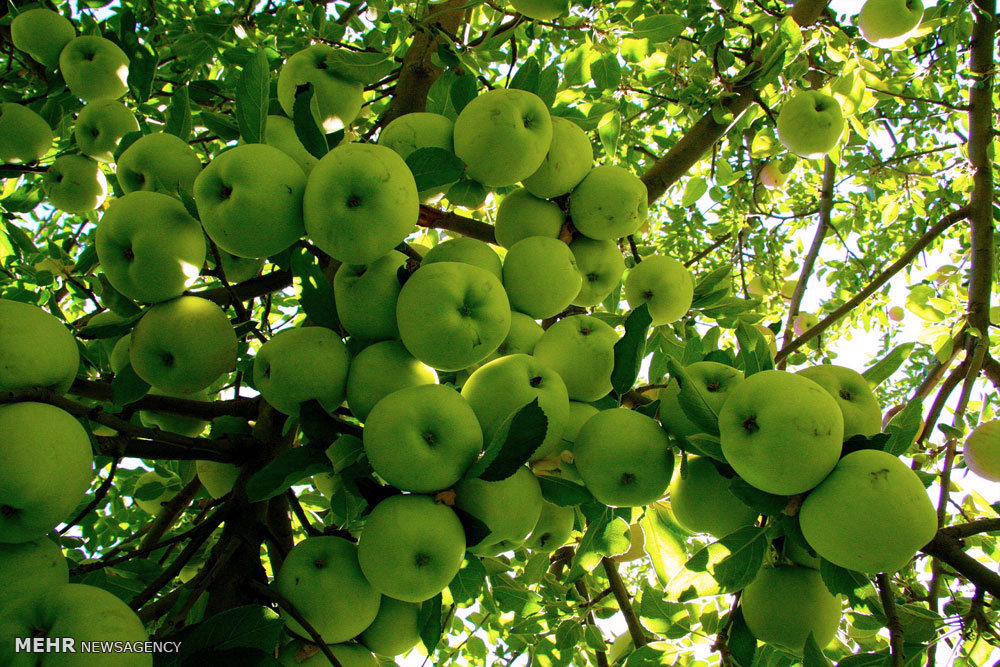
[
  {"left": 863, "top": 343, "right": 915, "bottom": 387},
  {"left": 165, "top": 85, "right": 192, "bottom": 142},
  {"left": 508, "top": 56, "right": 540, "bottom": 94},
  {"left": 819, "top": 558, "right": 872, "bottom": 605},
  {"left": 236, "top": 49, "right": 270, "bottom": 144},
  {"left": 728, "top": 476, "right": 786, "bottom": 515},
  {"left": 467, "top": 399, "right": 548, "bottom": 482},
  {"left": 292, "top": 84, "right": 328, "bottom": 159},
  {"left": 418, "top": 593, "right": 444, "bottom": 653},
  {"left": 803, "top": 632, "right": 833, "bottom": 667},
  {"left": 245, "top": 447, "right": 333, "bottom": 502},
  {"left": 449, "top": 555, "right": 487, "bottom": 605},
  {"left": 537, "top": 475, "right": 595, "bottom": 506},
  {"left": 405, "top": 147, "right": 465, "bottom": 192},
  {"left": 112, "top": 360, "right": 149, "bottom": 406},
  {"left": 290, "top": 247, "right": 341, "bottom": 332},
  {"left": 728, "top": 607, "right": 757, "bottom": 667},
  {"left": 612, "top": 303, "right": 652, "bottom": 396},
  {"left": 567, "top": 510, "right": 631, "bottom": 581}
]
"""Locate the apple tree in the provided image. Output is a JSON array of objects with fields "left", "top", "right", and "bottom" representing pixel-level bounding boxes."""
[{"left": 0, "top": 0, "right": 998, "bottom": 665}]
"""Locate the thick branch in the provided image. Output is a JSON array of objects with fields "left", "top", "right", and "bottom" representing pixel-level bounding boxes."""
[
  {"left": 140, "top": 478, "right": 204, "bottom": 550},
  {"left": 942, "top": 518, "right": 1000, "bottom": 539},
  {"left": 194, "top": 269, "right": 293, "bottom": 307},
  {"left": 418, "top": 205, "right": 497, "bottom": 243},
  {"left": 921, "top": 531, "right": 1000, "bottom": 599},
  {"left": 601, "top": 557, "right": 648, "bottom": 649},
  {"left": 69, "top": 378, "right": 260, "bottom": 420}
]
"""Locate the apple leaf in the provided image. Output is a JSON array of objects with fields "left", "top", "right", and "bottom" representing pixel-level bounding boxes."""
[
  {"left": 537, "top": 65, "right": 560, "bottom": 107},
  {"left": 418, "top": 592, "right": 444, "bottom": 654},
  {"left": 126, "top": 43, "right": 158, "bottom": 103},
  {"left": 405, "top": 147, "right": 465, "bottom": 193},
  {"left": 841, "top": 432, "right": 891, "bottom": 457},
  {"left": 235, "top": 48, "right": 270, "bottom": 144},
  {"left": 112, "top": 360, "right": 150, "bottom": 406},
  {"left": 446, "top": 179, "right": 488, "bottom": 208},
  {"left": 818, "top": 558, "right": 872, "bottom": 605},
  {"left": 664, "top": 357, "right": 721, "bottom": 435},
  {"left": 297, "top": 399, "right": 344, "bottom": 447},
  {"left": 802, "top": 632, "right": 833, "bottom": 667},
  {"left": 291, "top": 83, "right": 328, "bottom": 159},
  {"left": 165, "top": 84, "right": 192, "bottom": 142},
  {"left": 611, "top": 303, "right": 652, "bottom": 396},
  {"left": 686, "top": 526, "right": 767, "bottom": 593},
  {"left": 727, "top": 607, "right": 757, "bottom": 667},
  {"left": 566, "top": 511, "right": 631, "bottom": 582},
  {"left": 862, "top": 342, "right": 915, "bottom": 388},
  {"left": 160, "top": 605, "right": 284, "bottom": 667},
  {"left": 466, "top": 399, "right": 548, "bottom": 482},
  {"left": 449, "top": 74, "right": 478, "bottom": 114},
  {"left": 537, "top": 475, "right": 594, "bottom": 506},
  {"left": 508, "top": 56, "right": 540, "bottom": 94},
  {"left": 289, "top": 247, "right": 342, "bottom": 333},
  {"left": 245, "top": 446, "right": 334, "bottom": 503},
  {"left": 836, "top": 653, "right": 894, "bottom": 667},
  {"left": 176, "top": 648, "right": 281, "bottom": 666},
  {"left": 324, "top": 49, "right": 396, "bottom": 85},
  {"left": 451, "top": 506, "right": 492, "bottom": 548},
  {"left": 629, "top": 14, "right": 689, "bottom": 42},
  {"left": 590, "top": 54, "right": 621, "bottom": 91},
  {"left": 77, "top": 314, "right": 141, "bottom": 340},
  {"left": 734, "top": 321, "right": 774, "bottom": 376},
  {"left": 97, "top": 274, "right": 142, "bottom": 318},
  {"left": 883, "top": 398, "right": 924, "bottom": 456},
  {"left": 727, "top": 476, "right": 787, "bottom": 515},
  {"left": 449, "top": 555, "right": 487, "bottom": 605},
  {"left": 325, "top": 434, "right": 363, "bottom": 473}
]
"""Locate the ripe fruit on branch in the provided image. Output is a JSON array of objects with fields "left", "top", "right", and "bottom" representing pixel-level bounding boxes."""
[
  {"left": 0, "top": 298, "right": 80, "bottom": 394},
  {"left": 533, "top": 314, "right": 617, "bottom": 402},
  {"left": 659, "top": 361, "right": 745, "bottom": 438},
  {"left": 740, "top": 565, "right": 843, "bottom": 653},
  {"left": 422, "top": 237, "right": 503, "bottom": 280},
  {"left": 525, "top": 501, "right": 576, "bottom": 552},
  {"left": 568, "top": 165, "right": 648, "bottom": 240},
  {"left": 796, "top": 364, "right": 882, "bottom": 439},
  {"left": 569, "top": 236, "right": 626, "bottom": 307},
  {"left": 964, "top": 419, "right": 1000, "bottom": 482},
  {"left": 623, "top": 254, "right": 694, "bottom": 326},
  {"left": 74, "top": 100, "right": 139, "bottom": 163},
  {"left": 777, "top": 91, "right": 845, "bottom": 159},
  {"left": 10, "top": 9, "right": 75, "bottom": 68},
  {"left": 277, "top": 45, "right": 365, "bottom": 133},
  {"left": 502, "top": 236, "right": 582, "bottom": 319},
  {"left": 454, "top": 466, "right": 544, "bottom": 553},
  {"left": 253, "top": 326, "right": 350, "bottom": 417},
  {"left": 346, "top": 340, "right": 438, "bottom": 423},
  {"left": 359, "top": 596, "right": 422, "bottom": 657},
  {"left": 334, "top": 250, "right": 407, "bottom": 342},
  {"left": 116, "top": 132, "right": 203, "bottom": 196},
  {"left": 59, "top": 36, "right": 130, "bottom": 101},
  {"left": 494, "top": 187, "right": 565, "bottom": 249},
  {"left": 378, "top": 111, "right": 456, "bottom": 201},
  {"left": 522, "top": 115, "right": 593, "bottom": 198},
  {"left": 858, "top": 0, "right": 924, "bottom": 48},
  {"left": 0, "top": 103, "right": 53, "bottom": 164},
  {"left": 41, "top": 154, "right": 108, "bottom": 213},
  {"left": 669, "top": 456, "right": 758, "bottom": 538},
  {"left": 0, "top": 538, "right": 68, "bottom": 607}
]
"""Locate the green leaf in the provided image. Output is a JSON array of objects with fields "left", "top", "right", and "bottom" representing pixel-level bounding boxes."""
[
  {"left": 841, "top": 432, "right": 891, "bottom": 456},
  {"left": 836, "top": 653, "right": 893, "bottom": 667},
  {"left": 77, "top": 314, "right": 140, "bottom": 340},
  {"left": 883, "top": 398, "right": 923, "bottom": 456},
  {"left": 168, "top": 605, "right": 283, "bottom": 667},
  {"left": 611, "top": 303, "right": 652, "bottom": 396},
  {"left": 728, "top": 608, "right": 757, "bottom": 667},
  {"left": 418, "top": 593, "right": 444, "bottom": 653},
  {"left": 449, "top": 74, "right": 478, "bottom": 115},
  {"left": 236, "top": 49, "right": 270, "bottom": 144},
  {"left": 681, "top": 177, "right": 707, "bottom": 207},
  {"left": 591, "top": 54, "right": 621, "bottom": 91},
  {"left": 466, "top": 399, "right": 548, "bottom": 481},
  {"left": 127, "top": 43, "right": 158, "bottom": 103},
  {"left": 324, "top": 49, "right": 395, "bottom": 85},
  {"left": 298, "top": 399, "right": 344, "bottom": 448},
  {"left": 597, "top": 111, "right": 621, "bottom": 157},
  {"left": 508, "top": 56, "right": 540, "bottom": 94},
  {"left": 289, "top": 246, "right": 341, "bottom": 332},
  {"left": 98, "top": 274, "right": 142, "bottom": 318},
  {"left": 165, "top": 85, "right": 192, "bottom": 142},
  {"left": 446, "top": 179, "right": 488, "bottom": 208},
  {"left": 245, "top": 447, "right": 333, "bottom": 502},
  {"left": 325, "top": 434, "right": 363, "bottom": 473},
  {"left": 728, "top": 476, "right": 786, "bottom": 515},
  {"left": 537, "top": 65, "right": 560, "bottom": 107},
  {"left": 665, "top": 357, "right": 720, "bottom": 435},
  {"left": 802, "top": 632, "right": 833, "bottom": 667},
  {"left": 567, "top": 510, "right": 631, "bottom": 581},
  {"left": 405, "top": 147, "right": 465, "bottom": 192},
  {"left": 449, "top": 555, "right": 487, "bottom": 605},
  {"left": 686, "top": 526, "right": 767, "bottom": 593},
  {"left": 819, "top": 558, "right": 872, "bottom": 605},
  {"left": 292, "top": 84, "right": 328, "bottom": 159},
  {"left": 629, "top": 14, "right": 689, "bottom": 42},
  {"left": 537, "top": 474, "right": 595, "bottom": 506},
  {"left": 863, "top": 343, "right": 915, "bottom": 387},
  {"left": 112, "top": 359, "right": 149, "bottom": 406},
  {"left": 735, "top": 321, "right": 774, "bottom": 376}
]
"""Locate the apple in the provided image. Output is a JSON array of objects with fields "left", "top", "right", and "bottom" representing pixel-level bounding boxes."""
[
  {"left": 10, "top": 8, "right": 75, "bottom": 68},
  {"left": 453, "top": 466, "right": 543, "bottom": 552},
  {"left": 129, "top": 296, "right": 238, "bottom": 394},
  {"left": 574, "top": 408, "right": 673, "bottom": 507},
  {"left": 346, "top": 340, "right": 438, "bottom": 422},
  {"left": 0, "top": 103, "right": 53, "bottom": 164},
  {"left": 132, "top": 469, "right": 183, "bottom": 515},
  {"left": 140, "top": 387, "right": 210, "bottom": 437},
  {"left": 75, "top": 100, "right": 140, "bottom": 163},
  {"left": 799, "top": 449, "right": 938, "bottom": 574},
  {"left": 59, "top": 36, "right": 130, "bottom": 101},
  {"left": 264, "top": 115, "right": 319, "bottom": 174},
  {"left": 964, "top": 419, "right": 1000, "bottom": 482},
  {"left": 888, "top": 305, "right": 905, "bottom": 322},
  {"left": 623, "top": 255, "right": 694, "bottom": 326},
  {"left": 397, "top": 261, "right": 511, "bottom": 371},
  {"left": 453, "top": 88, "right": 553, "bottom": 187},
  {"left": 793, "top": 312, "right": 820, "bottom": 336},
  {"left": 659, "top": 361, "right": 745, "bottom": 438},
  {"left": 359, "top": 596, "right": 422, "bottom": 657},
  {"left": 254, "top": 326, "right": 350, "bottom": 417},
  {"left": 304, "top": 143, "right": 418, "bottom": 265},
  {"left": 95, "top": 191, "right": 206, "bottom": 303},
  {"left": 217, "top": 249, "right": 264, "bottom": 283},
  {"left": 613, "top": 522, "right": 646, "bottom": 563},
  {"left": 560, "top": 401, "right": 599, "bottom": 448},
  {"left": 278, "top": 640, "right": 378, "bottom": 667},
  {"left": 503, "top": 237, "right": 582, "bottom": 319},
  {"left": 116, "top": 132, "right": 203, "bottom": 196},
  {"left": 461, "top": 353, "right": 569, "bottom": 454},
  {"left": 277, "top": 45, "right": 365, "bottom": 133},
  {"left": 274, "top": 536, "right": 381, "bottom": 644},
  {"left": 524, "top": 501, "right": 575, "bottom": 552},
  {"left": 759, "top": 161, "right": 791, "bottom": 190},
  {"left": 197, "top": 460, "right": 241, "bottom": 499},
  {"left": 494, "top": 187, "right": 565, "bottom": 249},
  {"left": 358, "top": 494, "right": 466, "bottom": 602},
  {"left": 0, "top": 537, "right": 68, "bottom": 607},
  {"left": 378, "top": 111, "right": 456, "bottom": 200},
  {"left": 783, "top": 534, "right": 821, "bottom": 569},
  {"left": 568, "top": 165, "right": 648, "bottom": 241},
  {"left": 522, "top": 116, "right": 592, "bottom": 198},
  {"left": 796, "top": 365, "right": 882, "bottom": 439},
  {"left": 858, "top": 0, "right": 924, "bottom": 48},
  {"left": 0, "top": 298, "right": 80, "bottom": 394},
  {"left": 363, "top": 384, "right": 483, "bottom": 493},
  {"left": 0, "top": 402, "right": 93, "bottom": 543},
  {"left": 510, "top": 0, "right": 569, "bottom": 20},
  {"left": 780, "top": 278, "right": 798, "bottom": 300},
  {"left": 0, "top": 584, "right": 151, "bottom": 666},
  {"left": 776, "top": 91, "right": 845, "bottom": 159},
  {"left": 478, "top": 311, "right": 544, "bottom": 365},
  {"left": 422, "top": 237, "right": 503, "bottom": 281},
  {"left": 668, "top": 456, "right": 758, "bottom": 538},
  {"left": 41, "top": 154, "right": 108, "bottom": 213},
  {"left": 195, "top": 143, "right": 306, "bottom": 258},
  {"left": 740, "top": 566, "right": 843, "bottom": 653},
  {"left": 334, "top": 250, "right": 407, "bottom": 342},
  {"left": 569, "top": 237, "right": 625, "bottom": 307},
  {"left": 718, "top": 370, "right": 843, "bottom": 495},
  {"left": 532, "top": 314, "right": 617, "bottom": 401}
]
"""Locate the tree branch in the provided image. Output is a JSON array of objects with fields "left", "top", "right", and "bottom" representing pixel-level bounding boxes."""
[
  {"left": 941, "top": 518, "right": 1000, "bottom": 539},
  {"left": 69, "top": 378, "right": 260, "bottom": 420},
  {"left": 921, "top": 530, "right": 1000, "bottom": 599},
  {"left": 194, "top": 269, "right": 293, "bottom": 307},
  {"left": 140, "top": 477, "right": 204, "bottom": 550},
  {"left": 418, "top": 204, "right": 497, "bottom": 243},
  {"left": 877, "top": 573, "right": 905, "bottom": 667},
  {"left": 249, "top": 580, "right": 345, "bottom": 667},
  {"left": 602, "top": 557, "right": 648, "bottom": 649},
  {"left": 57, "top": 458, "right": 119, "bottom": 535}
]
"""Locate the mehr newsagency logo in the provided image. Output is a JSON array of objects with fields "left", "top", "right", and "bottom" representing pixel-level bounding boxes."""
[{"left": 15, "top": 638, "right": 181, "bottom": 655}]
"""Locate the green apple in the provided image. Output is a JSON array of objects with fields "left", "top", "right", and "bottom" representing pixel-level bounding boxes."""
[
  {"left": 479, "top": 311, "right": 544, "bottom": 364},
  {"left": 378, "top": 111, "right": 456, "bottom": 200},
  {"left": 217, "top": 249, "right": 264, "bottom": 283},
  {"left": 453, "top": 88, "right": 553, "bottom": 187},
  {"left": 888, "top": 305, "right": 905, "bottom": 322},
  {"left": 358, "top": 494, "right": 466, "bottom": 602},
  {"left": 95, "top": 191, "right": 206, "bottom": 303},
  {"left": 741, "top": 566, "right": 842, "bottom": 653},
  {"left": 10, "top": 8, "right": 75, "bottom": 68},
  {"left": 195, "top": 143, "right": 306, "bottom": 258},
  {"left": 461, "top": 353, "right": 569, "bottom": 454},
  {"left": 422, "top": 237, "right": 502, "bottom": 281},
  {"left": 0, "top": 298, "right": 79, "bottom": 394},
  {"left": 858, "top": 0, "right": 924, "bottom": 48},
  {"left": 522, "top": 115, "right": 592, "bottom": 198},
  {"left": 777, "top": 91, "right": 845, "bottom": 159},
  {"left": 41, "top": 154, "right": 108, "bottom": 213},
  {"left": 253, "top": 326, "right": 350, "bottom": 417},
  {"left": 759, "top": 161, "right": 791, "bottom": 190},
  {"left": 568, "top": 165, "right": 648, "bottom": 241},
  {"left": 277, "top": 45, "right": 365, "bottom": 133},
  {"left": 359, "top": 596, "right": 421, "bottom": 657},
  {"left": 0, "top": 402, "right": 93, "bottom": 543},
  {"left": 273, "top": 536, "right": 381, "bottom": 644},
  {"left": 570, "top": 236, "right": 625, "bottom": 307},
  {"left": 669, "top": 456, "right": 758, "bottom": 538},
  {"left": 0, "top": 584, "right": 151, "bottom": 666},
  {"left": 277, "top": 640, "right": 378, "bottom": 667},
  {"left": 719, "top": 370, "right": 843, "bottom": 495},
  {"left": 524, "top": 501, "right": 575, "bottom": 552},
  {"left": 265, "top": 115, "right": 318, "bottom": 174},
  {"left": 0, "top": 103, "right": 53, "bottom": 164},
  {"left": 799, "top": 449, "right": 937, "bottom": 574},
  {"left": 130, "top": 296, "right": 238, "bottom": 394},
  {"left": 364, "top": 384, "right": 482, "bottom": 492},
  {"left": 397, "top": 261, "right": 511, "bottom": 371},
  {"left": 116, "top": 132, "right": 203, "bottom": 196},
  {"left": 532, "top": 314, "right": 617, "bottom": 401},
  {"left": 964, "top": 419, "right": 1000, "bottom": 482},
  {"left": 0, "top": 538, "right": 68, "bottom": 607},
  {"left": 573, "top": 408, "right": 673, "bottom": 507},
  {"left": 196, "top": 460, "right": 241, "bottom": 499},
  {"left": 659, "top": 361, "right": 745, "bottom": 438},
  {"left": 334, "top": 250, "right": 406, "bottom": 341},
  {"left": 453, "top": 466, "right": 543, "bottom": 551},
  {"left": 494, "top": 187, "right": 564, "bottom": 249},
  {"left": 59, "top": 36, "right": 130, "bottom": 101},
  {"left": 346, "top": 340, "right": 438, "bottom": 422},
  {"left": 503, "top": 237, "right": 582, "bottom": 319},
  {"left": 560, "top": 401, "right": 599, "bottom": 450},
  {"left": 623, "top": 254, "right": 694, "bottom": 326},
  {"left": 780, "top": 278, "right": 798, "bottom": 300},
  {"left": 510, "top": 0, "right": 569, "bottom": 20},
  {"left": 796, "top": 365, "right": 882, "bottom": 439},
  {"left": 140, "top": 387, "right": 210, "bottom": 437},
  {"left": 132, "top": 470, "right": 183, "bottom": 515},
  {"left": 304, "top": 143, "right": 418, "bottom": 265},
  {"left": 75, "top": 100, "right": 139, "bottom": 163},
  {"left": 794, "top": 312, "right": 820, "bottom": 336}
]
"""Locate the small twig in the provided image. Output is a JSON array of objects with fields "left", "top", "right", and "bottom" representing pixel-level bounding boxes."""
[
  {"left": 602, "top": 557, "right": 648, "bottom": 649},
  {"left": 58, "top": 458, "right": 120, "bottom": 535},
  {"left": 249, "top": 580, "right": 344, "bottom": 667},
  {"left": 286, "top": 489, "right": 322, "bottom": 536},
  {"left": 877, "top": 573, "right": 905, "bottom": 667}
]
